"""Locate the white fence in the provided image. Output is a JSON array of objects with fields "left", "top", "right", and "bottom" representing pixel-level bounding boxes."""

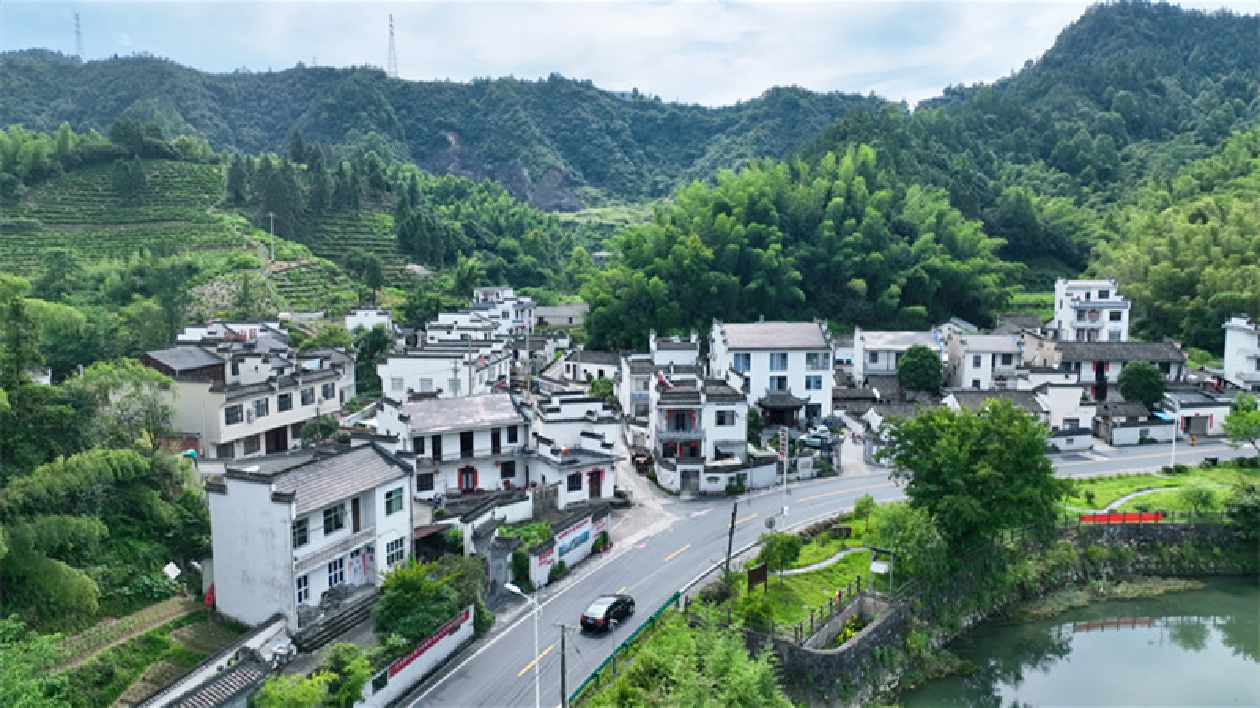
[{"left": 359, "top": 604, "right": 476, "bottom": 707}]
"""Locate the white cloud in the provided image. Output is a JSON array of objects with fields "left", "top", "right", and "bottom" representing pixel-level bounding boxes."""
[{"left": 4, "top": 1, "right": 1258, "bottom": 106}]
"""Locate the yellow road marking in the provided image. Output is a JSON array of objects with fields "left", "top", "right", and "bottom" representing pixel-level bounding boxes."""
[
  {"left": 518, "top": 644, "right": 554, "bottom": 677},
  {"left": 615, "top": 586, "right": 626, "bottom": 595},
  {"left": 664, "top": 543, "right": 691, "bottom": 562},
  {"left": 797, "top": 481, "right": 895, "bottom": 504},
  {"left": 735, "top": 513, "right": 758, "bottom": 525}
]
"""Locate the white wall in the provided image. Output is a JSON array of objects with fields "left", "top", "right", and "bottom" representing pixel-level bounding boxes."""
[
  {"left": 1110, "top": 423, "right": 1174, "bottom": 446},
  {"left": 1223, "top": 316, "right": 1260, "bottom": 391},
  {"left": 208, "top": 480, "right": 295, "bottom": 629},
  {"left": 716, "top": 349, "right": 833, "bottom": 419},
  {"left": 345, "top": 309, "right": 393, "bottom": 334},
  {"left": 360, "top": 605, "right": 475, "bottom": 707},
  {"left": 1053, "top": 278, "right": 1130, "bottom": 342},
  {"left": 1049, "top": 434, "right": 1093, "bottom": 452}
]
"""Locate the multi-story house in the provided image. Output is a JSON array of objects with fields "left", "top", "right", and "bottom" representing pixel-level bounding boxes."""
[
  {"left": 561, "top": 349, "right": 621, "bottom": 383},
  {"left": 143, "top": 333, "right": 346, "bottom": 460},
  {"left": 1222, "top": 315, "right": 1260, "bottom": 392},
  {"left": 852, "top": 329, "right": 944, "bottom": 387},
  {"left": 425, "top": 312, "right": 498, "bottom": 342},
  {"left": 619, "top": 331, "right": 701, "bottom": 420},
  {"left": 470, "top": 286, "right": 536, "bottom": 336},
  {"left": 945, "top": 333, "right": 1023, "bottom": 390},
  {"left": 1032, "top": 380, "right": 1095, "bottom": 451},
  {"left": 710, "top": 319, "right": 836, "bottom": 426},
  {"left": 205, "top": 444, "right": 413, "bottom": 630},
  {"left": 298, "top": 347, "right": 356, "bottom": 404},
  {"left": 344, "top": 307, "right": 393, "bottom": 334},
  {"left": 1026, "top": 339, "right": 1186, "bottom": 402},
  {"left": 375, "top": 393, "right": 532, "bottom": 497},
  {"left": 1051, "top": 278, "right": 1131, "bottom": 342},
  {"left": 377, "top": 341, "right": 510, "bottom": 400},
  {"left": 535, "top": 304, "right": 589, "bottom": 330}
]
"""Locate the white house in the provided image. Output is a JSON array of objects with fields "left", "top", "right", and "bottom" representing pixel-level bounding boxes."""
[
  {"left": 710, "top": 319, "right": 836, "bottom": 426},
  {"left": 853, "top": 329, "right": 944, "bottom": 388},
  {"left": 1162, "top": 390, "right": 1237, "bottom": 438},
  {"left": 945, "top": 333, "right": 1023, "bottom": 390},
  {"left": 618, "top": 331, "right": 702, "bottom": 421},
  {"left": 345, "top": 307, "right": 394, "bottom": 335},
  {"left": 535, "top": 304, "right": 589, "bottom": 330},
  {"left": 377, "top": 342, "right": 510, "bottom": 400},
  {"left": 143, "top": 338, "right": 346, "bottom": 460},
  {"left": 1033, "top": 381, "right": 1095, "bottom": 451},
  {"left": 1051, "top": 278, "right": 1131, "bottom": 342},
  {"left": 470, "top": 286, "right": 535, "bottom": 336},
  {"left": 375, "top": 394, "right": 531, "bottom": 498},
  {"left": 1026, "top": 339, "right": 1187, "bottom": 402},
  {"left": 298, "top": 347, "right": 357, "bottom": 404},
  {"left": 176, "top": 320, "right": 287, "bottom": 344},
  {"left": 205, "top": 444, "right": 414, "bottom": 631},
  {"left": 1094, "top": 400, "right": 1174, "bottom": 446},
  {"left": 1222, "top": 315, "right": 1260, "bottom": 392},
  {"left": 562, "top": 349, "right": 621, "bottom": 383},
  {"left": 426, "top": 312, "right": 498, "bottom": 343}
]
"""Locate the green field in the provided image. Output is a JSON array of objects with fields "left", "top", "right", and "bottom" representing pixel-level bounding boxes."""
[
  {"left": 1064, "top": 464, "right": 1257, "bottom": 510},
  {"left": 1009, "top": 290, "right": 1054, "bottom": 321}
]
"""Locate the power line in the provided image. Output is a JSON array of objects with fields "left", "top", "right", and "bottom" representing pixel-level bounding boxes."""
[
  {"left": 75, "top": 13, "right": 84, "bottom": 60},
  {"left": 386, "top": 14, "right": 398, "bottom": 79}
]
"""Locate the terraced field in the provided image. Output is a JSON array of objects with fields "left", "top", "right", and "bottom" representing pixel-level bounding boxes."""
[
  {"left": 306, "top": 209, "right": 414, "bottom": 287},
  {"left": 1, "top": 160, "right": 247, "bottom": 274},
  {"left": 270, "top": 260, "right": 360, "bottom": 313}
]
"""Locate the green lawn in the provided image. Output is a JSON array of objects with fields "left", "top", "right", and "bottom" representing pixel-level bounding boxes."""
[
  {"left": 1064, "top": 464, "right": 1257, "bottom": 510},
  {"left": 758, "top": 552, "right": 871, "bottom": 627},
  {"left": 791, "top": 518, "right": 870, "bottom": 569},
  {"left": 1115, "top": 487, "right": 1229, "bottom": 513},
  {"left": 498, "top": 521, "right": 552, "bottom": 546}
]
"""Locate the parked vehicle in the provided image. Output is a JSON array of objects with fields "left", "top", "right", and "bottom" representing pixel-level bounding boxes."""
[
  {"left": 810, "top": 425, "right": 832, "bottom": 439},
  {"left": 799, "top": 433, "right": 829, "bottom": 449},
  {"left": 580, "top": 594, "right": 635, "bottom": 632}
]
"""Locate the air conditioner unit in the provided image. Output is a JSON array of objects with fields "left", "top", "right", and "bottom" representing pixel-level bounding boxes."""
[{"left": 246, "top": 410, "right": 255, "bottom": 423}]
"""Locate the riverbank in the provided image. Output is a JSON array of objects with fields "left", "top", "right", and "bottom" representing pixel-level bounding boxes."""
[{"left": 1004, "top": 576, "right": 1206, "bottom": 622}]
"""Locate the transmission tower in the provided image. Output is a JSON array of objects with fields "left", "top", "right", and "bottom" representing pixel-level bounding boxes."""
[
  {"left": 386, "top": 14, "right": 398, "bottom": 79},
  {"left": 75, "top": 13, "right": 84, "bottom": 59}
]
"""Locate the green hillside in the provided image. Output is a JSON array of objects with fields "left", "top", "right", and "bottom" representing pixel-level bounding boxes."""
[{"left": 0, "top": 54, "right": 883, "bottom": 208}]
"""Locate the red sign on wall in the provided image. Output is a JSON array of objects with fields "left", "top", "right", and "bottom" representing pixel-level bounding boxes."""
[{"left": 388, "top": 607, "right": 472, "bottom": 678}]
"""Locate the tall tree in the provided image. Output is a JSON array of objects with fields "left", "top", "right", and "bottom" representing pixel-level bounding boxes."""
[
  {"left": 0, "top": 276, "right": 42, "bottom": 392},
  {"left": 877, "top": 399, "right": 1060, "bottom": 551},
  {"left": 1117, "top": 361, "right": 1166, "bottom": 408},
  {"left": 286, "top": 128, "right": 307, "bottom": 165},
  {"left": 1223, "top": 393, "right": 1260, "bottom": 455},
  {"left": 897, "top": 344, "right": 942, "bottom": 395}
]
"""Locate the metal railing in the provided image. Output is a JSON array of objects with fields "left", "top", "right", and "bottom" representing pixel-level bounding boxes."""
[{"left": 413, "top": 443, "right": 527, "bottom": 465}]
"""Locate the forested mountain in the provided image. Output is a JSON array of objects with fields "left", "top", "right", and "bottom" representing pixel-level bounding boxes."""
[
  {"left": 800, "top": 2, "right": 1260, "bottom": 283},
  {"left": 0, "top": 51, "right": 881, "bottom": 209}
]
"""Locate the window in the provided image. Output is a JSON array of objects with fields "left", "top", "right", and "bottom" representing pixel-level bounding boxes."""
[
  {"left": 567, "top": 473, "right": 582, "bottom": 492},
  {"left": 386, "top": 538, "right": 406, "bottom": 566},
  {"left": 460, "top": 431, "right": 474, "bottom": 458},
  {"left": 459, "top": 467, "right": 476, "bottom": 491},
  {"left": 278, "top": 393, "right": 293, "bottom": 412},
  {"left": 322, "top": 383, "right": 335, "bottom": 400},
  {"left": 253, "top": 398, "right": 269, "bottom": 418},
  {"left": 1001, "top": 353, "right": 1013, "bottom": 366},
  {"left": 391, "top": 377, "right": 404, "bottom": 392},
  {"left": 868, "top": 351, "right": 879, "bottom": 364},
  {"left": 715, "top": 410, "right": 735, "bottom": 426},
  {"left": 414, "top": 436, "right": 425, "bottom": 454},
  {"left": 231, "top": 360, "right": 240, "bottom": 376},
  {"left": 323, "top": 504, "right": 345, "bottom": 534},
  {"left": 491, "top": 428, "right": 502, "bottom": 455},
  {"left": 432, "top": 435, "right": 443, "bottom": 461},
  {"left": 1139, "top": 428, "right": 1150, "bottom": 439},
  {"left": 385, "top": 488, "right": 404, "bottom": 515},
  {"left": 327, "top": 558, "right": 344, "bottom": 587},
  {"left": 292, "top": 518, "right": 309, "bottom": 548},
  {"left": 507, "top": 426, "right": 519, "bottom": 444},
  {"left": 636, "top": 377, "right": 650, "bottom": 392},
  {"left": 1064, "top": 418, "right": 1080, "bottom": 430},
  {"left": 769, "top": 353, "right": 788, "bottom": 371},
  {"left": 500, "top": 460, "right": 517, "bottom": 479},
  {"left": 225, "top": 405, "right": 243, "bottom": 425},
  {"left": 1099, "top": 290, "right": 1110, "bottom": 300},
  {"left": 972, "top": 355, "right": 982, "bottom": 368},
  {"left": 417, "top": 472, "right": 434, "bottom": 492},
  {"left": 805, "top": 375, "right": 823, "bottom": 391},
  {"left": 243, "top": 435, "right": 261, "bottom": 455},
  {"left": 1109, "top": 310, "right": 1122, "bottom": 322},
  {"left": 806, "top": 353, "right": 827, "bottom": 371},
  {"left": 301, "top": 387, "right": 315, "bottom": 405},
  {"left": 296, "top": 574, "right": 310, "bottom": 604},
  {"left": 420, "top": 378, "right": 434, "bottom": 392},
  {"left": 733, "top": 353, "right": 751, "bottom": 372},
  {"left": 770, "top": 376, "right": 787, "bottom": 391},
  {"left": 971, "top": 379, "right": 981, "bottom": 389},
  {"left": 1076, "top": 310, "right": 1086, "bottom": 322},
  {"left": 1109, "top": 330, "right": 1122, "bottom": 341}
]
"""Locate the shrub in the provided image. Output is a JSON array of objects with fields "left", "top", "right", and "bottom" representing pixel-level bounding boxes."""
[
  {"left": 433, "top": 508, "right": 450, "bottom": 521},
  {"left": 511, "top": 550, "right": 533, "bottom": 590},
  {"left": 698, "top": 581, "right": 732, "bottom": 605},
  {"left": 1172, "top": 464, "right": 1191, "bottom": 475},
  {"left": 725, "top": 480, "right": 744, "bottom": 496},
  {"left": 548, "top": 560, "right": 568, "bottom": 583},
  {"left": 1084, "top": 489, "right": 1097, "bottom": 508},
  {"left": 445, "top": 528, "right": 464, "bottom": 555}
]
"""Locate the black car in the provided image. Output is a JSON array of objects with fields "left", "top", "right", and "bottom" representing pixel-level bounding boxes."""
[{"left": 580, "top": 594, "right": 635, "bottom": 632}]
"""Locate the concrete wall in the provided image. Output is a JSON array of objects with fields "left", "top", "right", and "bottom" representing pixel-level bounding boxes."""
[
  {"left": 1109, "top": 422, "right": 1174, "bottom": 445},
  {"left": 361, "top": 605, "right": 475, "bottom": 707},
  {"left": 208, "top": 480, "right": 296, "bottom": 628},
  {"left": 1049, "top": 433, "right": 1093, "bottom": 451}
]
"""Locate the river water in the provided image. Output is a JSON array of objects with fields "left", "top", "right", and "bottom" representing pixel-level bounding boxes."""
[{"left": 900, "top": 579, "right": 1260, "bottom": 707}]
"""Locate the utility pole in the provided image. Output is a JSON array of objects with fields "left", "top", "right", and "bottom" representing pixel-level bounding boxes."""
[
  {"left": 266, "top": 212, "right": 276, "bottom": 266},
  {"left": 724, "top": 499, "right": 738, "bottom": 577},
  {"left": 555, "top": 622, "right": 572, "bottom": 708}
]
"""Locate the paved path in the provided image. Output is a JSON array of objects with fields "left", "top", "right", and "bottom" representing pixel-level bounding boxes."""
[{"left": 782, "top": 546, "right": 869, "bottom": 576}]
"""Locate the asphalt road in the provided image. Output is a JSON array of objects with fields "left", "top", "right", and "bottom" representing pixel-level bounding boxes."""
[{"left": 405, "top": 438, "right": 1253, "bottom": 708}]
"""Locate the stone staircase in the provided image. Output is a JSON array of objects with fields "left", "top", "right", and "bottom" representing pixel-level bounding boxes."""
[{"left": 293, "top": 589, "right": 378, "bottom": 653}]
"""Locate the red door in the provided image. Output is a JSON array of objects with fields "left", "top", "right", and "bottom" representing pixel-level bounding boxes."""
[{"left": 588, "top": 470, "right": 602, "bottom": 498}]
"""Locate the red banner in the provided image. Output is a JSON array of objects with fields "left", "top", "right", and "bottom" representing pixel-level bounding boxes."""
[
  {"left": 388, "top": 607, "right": 472, "bottom": 678},
  {"left": 1078, "top": 512, "right": 1164, "bottom": 523}
]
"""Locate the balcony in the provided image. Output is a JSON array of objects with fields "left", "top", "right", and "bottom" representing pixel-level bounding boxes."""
[
  {"left": 1236, "top": 370, "right": 1260, "bottom": 383},
  {"left": 294, "top": 525, "right": 376, "bottom": 575},
  {"left": 415, "top": 443, "right": 527, "bottom": 466},
  {"left": 1069, "top": 299, "right": 1129, "bottom": 309},
  {"left": 656, "top": 426, "right": 705, "bottom": 443}
]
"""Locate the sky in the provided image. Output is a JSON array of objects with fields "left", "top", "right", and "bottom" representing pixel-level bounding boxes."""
[{"left": 1, "top": 1, "right": 1257, "bottom": 108}]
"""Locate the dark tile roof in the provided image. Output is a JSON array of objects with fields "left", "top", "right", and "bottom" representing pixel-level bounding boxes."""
[
  {"left": 757, "top": 391, "right": 809, "bottom": 408},
  {"left": 536, "top": 304, "right": 589, "bottom": 319},
  {"left": 996, "top": 313, "right": 1045, "bottom": 330},
  {"left": 1056, "top": 341, "right": 1185, "bottom": 363},
  {"left": 719, "top": 321, "right": 829, "bottom": 349},
  {"left": 396, "top": 393, "right": 525, "bottom": 434},
  {"left": 946, "top": 389, "right": 1044, "bottom": 416},
  {"left": 146, "top": 346, "right": 223, "bottom": 372},
  {"left": 866, "top": 375, "right": 903, "bottom": 401},
  {"left": 703, "top": 380, "right": 745, "bottom": 401},
  {"left": 627, "top": 360, "right": 656, "bottom": 374},
  {"left": 565, "top": 350, "right": 621, "bottom": 366},
  {"left": 655, "top": 339, "right": 698, "bottom": 351},
  {"left": 268, "top": 444, "right": 412, "bottom": 514},
  {"left": 1096, "top": 400, "right": 1152, "bottom": 418},
  {"left": 169, "top": 655, "right": 270, "bottom": 708}
]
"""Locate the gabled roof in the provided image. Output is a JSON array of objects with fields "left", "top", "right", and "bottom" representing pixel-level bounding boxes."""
[
  {"left": 396, "top": 393, "right": 525, "bottom": 434},
  {"left": 719, "top": 321, "right": 829, "bottom": 350},
  {"left": 268, "top": 444, "right": 412, "bottom": 515},
  {"left": 1056, "top": 341, "right": 1185, "bottom": 363},
  {"left": 565, "top": 350, "right": 621, "bottom": 366},
  {"left": 1096, "top": 400, "right": 1152, "bottom": 418},
  {"left": 946, "top": 389, "right": 1044, "bottom": 416},
  {"left": 956, "top": 335, "right": 1021, "bottom": 353},
  {"left": 145, "top": 346, "right": 223, "bottom": 372},
  {"left": 860, "top": 330, "right": 940, "bottom": 351}
]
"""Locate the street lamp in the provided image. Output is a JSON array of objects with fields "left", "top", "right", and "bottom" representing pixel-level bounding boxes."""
[{"left": 505, "top": 582, "right": 540, "bottom": 708}]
